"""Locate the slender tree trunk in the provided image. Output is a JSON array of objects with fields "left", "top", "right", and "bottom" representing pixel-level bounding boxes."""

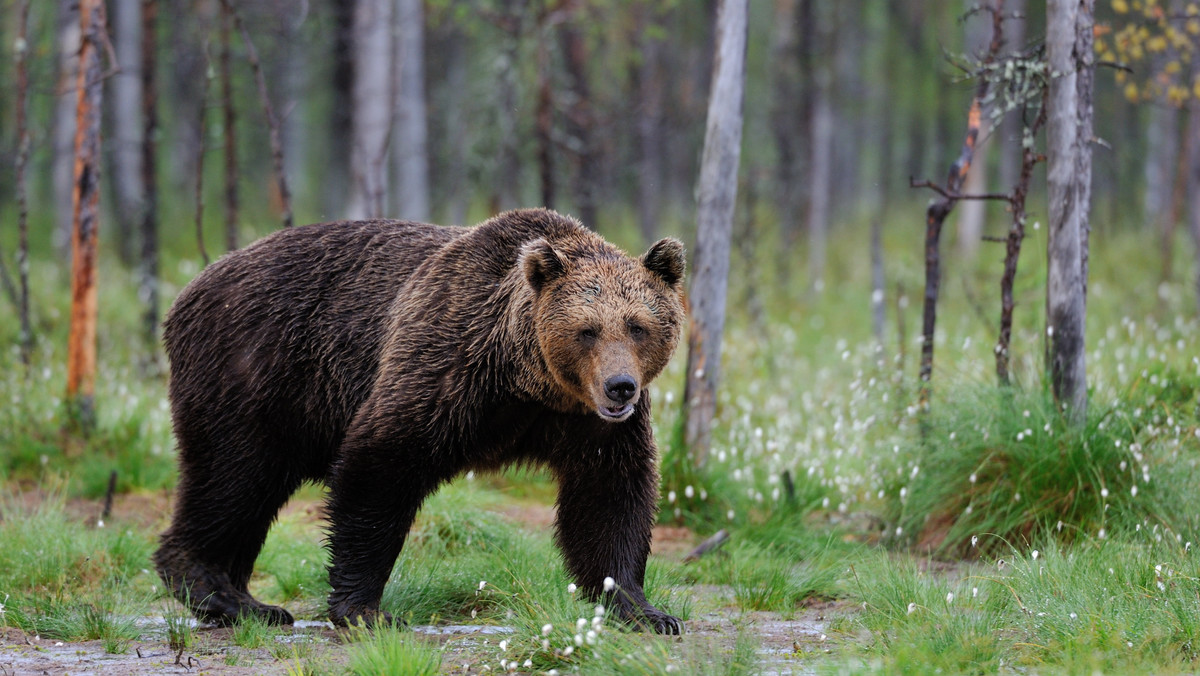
[
  {"left": 493, "top": 2, "right": 523, "bottom": 213},
  {"left": 193, "top": 66, "right": 211, "bottom": 267},
  {"left": 561, "top": 22, "right": 597, "bottom": 229},
  {"left": 442, "top": 33, "right": 468, "bottom": 225},
  {"left": 997, "top": 103, "right": 1046, "bottom": 385},
  {"left": 806, "top": 77, "right": 833, "bottom": 293},
  {"left": 1189, "top": 59, "right": 1200, "bottom": 314},
  {"left": 916, "top": 2, "right": 1004, "bottom": 411},
  {"left": 108, "top": 0, "right": 143, "bottom": 266},
  {"left": 871, "top": 217, "right": 886, "bottom": 358},
  {"left": 955, "top": 2, "right": 995, "bottom": 262},
  {"left": 997, "top": 0, "right": 1026, "bottom": 191},
  {"left": 140, "top": 0, "right": 160, "bottom": 357},
  {"left": 1045, "top": 0, "right": 1088, "bottom": 419},
  {"left": 53, "top": 0, "right": 82, "bottom": 255},
  {"left": 220, "top": 1, "right": 239, "bottom": 251},
  {"left": 347, "top": 0, "right": 393, "bottom": 219},
  {"left": 635, "top": 10, "right": 665, "bottom": 243},
  {"left": 683, "top": 0, "right": 747, "bottom": 466},
  {"left": 326, "top": 0, "right": 356, "bottom": 217},
  {"left": 16, "top": 0, "right": 33, "bottom": 371},
  {"left": 226, "top": 3, "right": 293, "bottom": 229},
  {"left": 535, "top": 39, "right": 555, "bottom": 209},
  {"left": 1146, "top": 104, "right": 1179, "bottom": 283},
  {"left": 1075, "top": 0, "right": 1094, "bottom": 304},
  {"left": 393, "top": 0, "right": 429, "bottom": 221},
  {"left": 66, "top": 0, "right": 107, "bottom": 432}
]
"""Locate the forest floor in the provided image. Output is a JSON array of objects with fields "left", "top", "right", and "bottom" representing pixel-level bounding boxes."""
[{"left": 0, "top": 490, "right": 859, "bottom": 675}]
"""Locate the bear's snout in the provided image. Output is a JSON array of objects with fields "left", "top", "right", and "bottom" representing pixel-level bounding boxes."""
[
  {"left": 604, "top": 374, "right": 637, "bottom": 404},
  {"left": 596, "top": 373, "right": 639, "bottom": 422}
]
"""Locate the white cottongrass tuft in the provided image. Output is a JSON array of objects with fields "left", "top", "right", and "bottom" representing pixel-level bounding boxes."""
[{"left": 603, "top": 577, "right": 615, "bottom": 592}]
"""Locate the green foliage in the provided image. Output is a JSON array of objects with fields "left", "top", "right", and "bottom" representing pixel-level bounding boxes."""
[{"left": 882, "top": 385, "right": 1198, "bottom": 558}]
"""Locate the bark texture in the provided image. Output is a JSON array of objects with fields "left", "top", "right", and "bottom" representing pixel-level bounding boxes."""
[
  {"left": 67, "top": 0, "right": 107, "bottom": 429},
  {"left": 683, "top": 0, "right": 747, "bottom": 465},
  {"left": 109, "top": 0, "right": 144, "bottom": 265},
  {"left": 1045, "top": 0, "right": 1088, "bottom": 419},
  {"left": 347, "top": 0, "right": 393, "bottom": 219},
  {"left": 393, "top": 0, "right": 430, "bottom": 221}
]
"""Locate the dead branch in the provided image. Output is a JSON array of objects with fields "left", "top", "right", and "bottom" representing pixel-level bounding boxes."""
[
  {"left": 909, "top": 178, "right": 1012, "bottom": 203},
  {"left": 224, "top": 0, "right": 293, "bottom": 229},
  {"left": 683, "top": 530, "right": 730, "bottom": 563},
  {"left": 914, "top": 0, "right": 1005, "bottom": 414},
  {"left": 996, "top": 98, "right": 1048, "bottom": 385},
  {"left": 101, "top": 469, "right": 117, "bottom": 520}
]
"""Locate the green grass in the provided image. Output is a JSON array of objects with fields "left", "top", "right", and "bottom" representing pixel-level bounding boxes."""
[
  {"left": 2, "top": 203, "right": 1200, "bottom": 674},
  {"left": 882, "top": 383, "right": 1200, "bottom": 558},
  {"left": 344, "top": 624, "right": 442, "bottom": 676}
]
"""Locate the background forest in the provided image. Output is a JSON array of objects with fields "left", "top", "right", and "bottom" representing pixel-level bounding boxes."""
[{"left": 2, "top": 0, "right": 1200, "bottom": 674}]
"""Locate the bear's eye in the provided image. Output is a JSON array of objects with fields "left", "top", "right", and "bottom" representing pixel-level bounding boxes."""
[
  {"left": 629, "top": 323, "right": 647, "bottom": 339},
  {"left": 579, "top": 328, "right": 599, "bottom": 342}
]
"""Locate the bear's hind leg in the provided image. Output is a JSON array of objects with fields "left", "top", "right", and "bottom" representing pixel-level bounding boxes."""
[{"left": 155, "top": 455, "right": 300, "bottom": 626}]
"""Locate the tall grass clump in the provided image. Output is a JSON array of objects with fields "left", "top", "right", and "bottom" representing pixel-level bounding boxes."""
[
  {"left": 883, "top": 383, "right": 1199, "bottom": 558},
  {"left": 344, "top": 624, "right": 442, "bottom": 676}
]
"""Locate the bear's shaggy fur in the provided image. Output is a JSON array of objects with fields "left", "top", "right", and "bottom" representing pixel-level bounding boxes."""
[{"left": 154, "top": 208, "right": 686, "bottom": 634}]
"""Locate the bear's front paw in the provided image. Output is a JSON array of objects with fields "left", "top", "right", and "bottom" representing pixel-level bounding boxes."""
[
  {"left": 614, "top": 603, "right": 683, "bottom": 635},
  {"left": 329, "top": 604, "right": 400, "bottom": 629}
]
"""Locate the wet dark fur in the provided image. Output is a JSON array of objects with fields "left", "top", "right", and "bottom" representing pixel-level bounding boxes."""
[{"left": 154, "top": 208, "right": 686, "bottom": 634}]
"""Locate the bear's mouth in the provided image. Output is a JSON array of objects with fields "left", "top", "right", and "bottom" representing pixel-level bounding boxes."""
[{"left": 597, "top": 403, "right": 634, "bottom": 422}]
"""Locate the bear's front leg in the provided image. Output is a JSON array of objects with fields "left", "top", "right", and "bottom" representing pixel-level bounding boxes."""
[
  {"left": 325, "top": 427, "right": 436, "bottom": 628},
  {"left": 549, "top": 416, "right": 682, "bottom": 635}
]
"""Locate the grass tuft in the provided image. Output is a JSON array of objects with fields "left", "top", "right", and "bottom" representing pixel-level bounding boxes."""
[{"left": 883, "top": 385, "right": 1197, "bottom": 558}]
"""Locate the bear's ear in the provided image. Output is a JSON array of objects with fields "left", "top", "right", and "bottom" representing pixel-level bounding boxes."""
[
  {"left": 641, "top": 238, "right": 686, "bottom": 287},
  {"left": 520, "top": 239, "right": 567, "bottom": 292}
]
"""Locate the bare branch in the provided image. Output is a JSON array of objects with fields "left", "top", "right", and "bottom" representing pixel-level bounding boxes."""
[{"left": 224, "top": 0, "right": 293, "bottom": 229}]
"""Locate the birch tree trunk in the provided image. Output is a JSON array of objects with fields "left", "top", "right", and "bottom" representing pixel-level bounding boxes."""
[
  {"left": 392, "top": 0, "right": 430, "bottom": 221},
  {"left": 956, "top": 2, "right": 993, "bottom": 262},
  {"left": 683, "top": 0, "right": 747, "bottom": 466},
  {"left": 1045, "top": 0, "right": 1088, "bottom": 420},
  {"left": 66, "top": 0, "right": 106, "bottom": 431},
  {"left": 997, "top": 0, "right": 1026, "bottom": 191},
  {"left": 347, "top": 0, "right": 393, "bottom": 219},
  {"left": 108, "top": 0, "right": 143, "bottom": 266}
]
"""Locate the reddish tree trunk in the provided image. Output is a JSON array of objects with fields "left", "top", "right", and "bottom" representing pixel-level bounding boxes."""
[{"left": 66, "top": 0, "right": 107, "bottom": 430}]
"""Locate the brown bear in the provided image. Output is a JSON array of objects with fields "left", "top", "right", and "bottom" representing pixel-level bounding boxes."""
[{"left": 153, "top": 208, "right": 685, "bottom": 634}]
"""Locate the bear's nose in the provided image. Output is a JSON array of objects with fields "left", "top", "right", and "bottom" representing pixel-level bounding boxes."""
[{"left": 604, "top": 375, "right": 637, "bottom": 403}]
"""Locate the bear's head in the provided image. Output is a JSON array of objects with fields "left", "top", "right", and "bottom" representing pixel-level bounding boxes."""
[{"left": 521, "top": 236, "right": 686, "bottom": 422}]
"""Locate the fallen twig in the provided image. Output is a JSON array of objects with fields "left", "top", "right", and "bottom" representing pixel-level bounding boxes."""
[{"left": 683, "top": 529, "right": 730, "bottom": 563}]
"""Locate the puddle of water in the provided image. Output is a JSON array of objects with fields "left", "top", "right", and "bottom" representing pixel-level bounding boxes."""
[{"left": 410, "top": 624, "right": 515, "bottom": 636}]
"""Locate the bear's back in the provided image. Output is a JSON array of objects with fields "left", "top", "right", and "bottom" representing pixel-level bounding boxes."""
[{"left": 164, "top": 220, "right": 463, "bottom": 469}]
